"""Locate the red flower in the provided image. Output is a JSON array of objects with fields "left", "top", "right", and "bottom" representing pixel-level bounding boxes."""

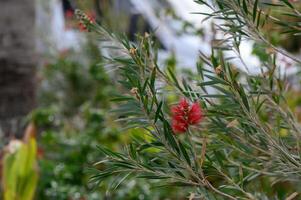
[
  {"left": 86, "top": 11, "right": 96, "bottom": 23},
  {"left": 77, "top": 12, "right": 95, "bottom": 32},
  {"left": 78, "top": 22, "right": 87, "bottom": 32},
  {"left": 65, "top": 9, "right": 74, "bottom": 19},
  {"left": 171, "top": 98, "right": 203, "bottom": 133}
]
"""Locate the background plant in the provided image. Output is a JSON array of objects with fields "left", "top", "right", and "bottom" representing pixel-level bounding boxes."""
[
  {"left": 31, "top": 38, "right": 186, "bottom": 199},
  {"left": 2, "top": 124, "right": 38, "bottom": 200}
]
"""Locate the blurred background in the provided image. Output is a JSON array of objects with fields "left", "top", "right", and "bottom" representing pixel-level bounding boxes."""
[{"left": 0, "top": 0, "right": 301, "bottom": 199}]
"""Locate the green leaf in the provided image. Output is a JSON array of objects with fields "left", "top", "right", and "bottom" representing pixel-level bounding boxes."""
[
  {"left": 256, "top": 9, "right": 262, "bottom": 29},
  {"left": 111, "top": 96, "right": 134, "bottom": 102},
  {"left": 142, "top": 78, "right": 149, "bottom": 94},
  {"left": 238, "top": 85, "right": 250, "bottom": 111},
  {"left": 179, "top": 141, "right": 191, "bottom": 166},
  {"left": 280, "top": 0, "right": 294, "bottom": 9},
  {"left": 253, "top": 0, "right": 259, "bottom": 22},
  {"left": 198, "top": 80, "right": 221, "bottom": 87},
  {"left": 163, "top": 122, "right": 180, "bottom": 154},
  {"left": 154, "top": 101, "right": 163, "bottom": 123},
  {"left": 112, "top": 172, "right": 132, "bottom": 190},
  {"left": 137, "top": 174, "right": 169, "bottom": 179},
  {"left": 204, "top": 74, "right": 228, "bottom": 85},
  {"left": 129, "top": 144, "right": 137, "bottom": 160},
  {"left": 113, "top": 161, "right": 136, "bottom": 169},
  {"left": 138, "top": 142, "right": 164, "bottom": 151},
  {"left": 167, "top": 68, "right": 183, "bottom": 92},
  {"left": 242, "top": 0, "right": 248, "bottom": 14},
  {"left": 150, "top": 67, "right": 156, "bottom": 89},
  {"left": 97, "top": 146, "right": 125, "bottom": 160},
  {"left": 168, "top": 161, "right": 186, "bottom": 178}
]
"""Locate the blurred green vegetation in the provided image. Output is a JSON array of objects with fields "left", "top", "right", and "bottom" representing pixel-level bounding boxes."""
[
  {"left": 31, "top": 39, "right": 187, "bottom": 199},
  {"left": 261, "top": 3, "right": 301, "bottom": 53},
  {"left": 32, "top": 42, "right": 118, "bottom": 199},
  {"left": 2, "top": 125, "right": 38, "bottom": 200}
]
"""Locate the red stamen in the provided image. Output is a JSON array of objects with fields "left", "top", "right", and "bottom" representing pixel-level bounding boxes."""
[{"left": 171, "top": 98, "right": 203, "bottom": 134}]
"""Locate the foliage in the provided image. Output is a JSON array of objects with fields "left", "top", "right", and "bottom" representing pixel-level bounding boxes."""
[
  {"left": 75, "top": 1, "right": 301, "bottom": 198},
  {"left": 196, "top": 0, "right": 301, "bottom": 63},
  {"left": 32, "top": 41, "right": 186, "bottom": 199},
  {"left": 1, "top": 124, "right": 38, "bottom": 200},
  {"left": 32, "top": 46, "right": 118, "bottom": 199}
]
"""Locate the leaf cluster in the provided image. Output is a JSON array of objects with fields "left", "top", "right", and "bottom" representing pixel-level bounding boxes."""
[{"left": 75, "top": 5, "right": 301, "bottom": 199}]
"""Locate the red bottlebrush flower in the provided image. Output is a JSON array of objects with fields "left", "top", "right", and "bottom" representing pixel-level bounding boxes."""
[
  {"left": 171, "top": 98, "right": 203, "bottom": 133},
  {"left": 76, "top": 11, "right": 95, "bottom": 32},
  {"left": 65, "top": 9, "right": 74, "bottom": 19},
  {"left": 188, "top": 102, "right": 203, "bottom": 124},
  {"left": 78, "top": 22, "right": 87, "bottom": 32},
  {"left": 86, "top": 11, "right": 96, "bottom": 23}
]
